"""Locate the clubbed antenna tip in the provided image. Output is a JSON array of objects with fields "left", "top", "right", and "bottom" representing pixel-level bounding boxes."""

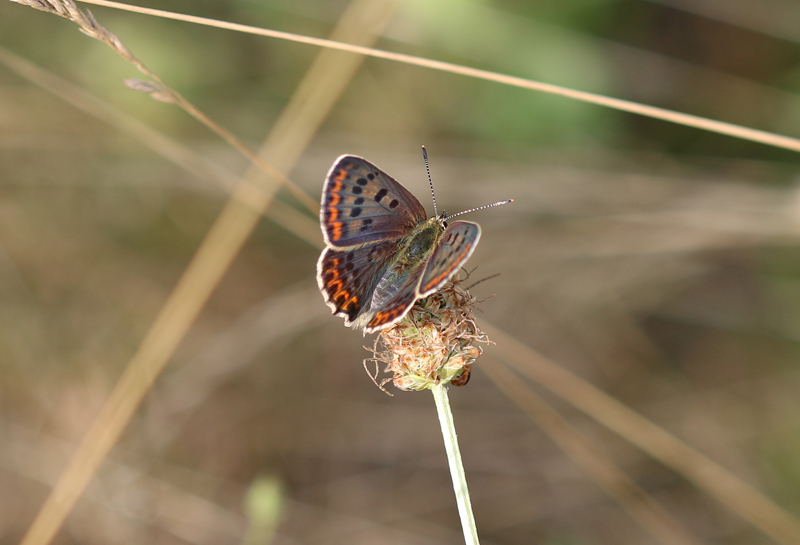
[{"left": 421, "top": 145, "right": 438, "bottom": 217}]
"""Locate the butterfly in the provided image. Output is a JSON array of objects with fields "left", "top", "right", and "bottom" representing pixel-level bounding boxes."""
[{"left": 317, "top": 149, "right": 511, "bottom": 334}]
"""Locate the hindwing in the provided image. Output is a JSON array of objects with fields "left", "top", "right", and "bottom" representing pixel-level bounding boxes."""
[{"left": 316, "top": 240, "right": 396, "bottom": 326}]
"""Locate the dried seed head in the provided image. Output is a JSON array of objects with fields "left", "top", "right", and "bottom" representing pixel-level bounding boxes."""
[
  {"left": 366, "top": 280, "right": 490, "bottom": 392},
  {"left": 125, "top": 79, "right": 177, "bottom": 103}
]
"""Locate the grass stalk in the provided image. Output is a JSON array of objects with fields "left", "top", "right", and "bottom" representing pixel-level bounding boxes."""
[
  {"left": 74, "top": 0, "right": 800, "bottom": 154},
  {"left": 11, "top": 0, "right": 317, "bottom": 212},
  {"left": 431, "top": 383, "right": 480, "bottom": 545}
]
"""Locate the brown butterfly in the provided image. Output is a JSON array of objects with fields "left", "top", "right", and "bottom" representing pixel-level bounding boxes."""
[{"left": 317, "top": 149, "right": 511, "bottom": 333}]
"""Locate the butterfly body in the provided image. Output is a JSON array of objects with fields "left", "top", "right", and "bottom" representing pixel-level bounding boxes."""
[
  {"left": 317, "top": 155, "right": 482, "bottom": 333},
  {"left": 392, "top": 216, "right": 445, "bottom": 269}
]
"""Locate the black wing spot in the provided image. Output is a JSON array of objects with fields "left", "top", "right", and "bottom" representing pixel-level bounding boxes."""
[
  {"left": 357, "top": 177, "right": 368, "bottom": 186},
  {"left": 367, "top": 173, "right": 375, "bottom": 180},
  {"left": 389, "top": 199, "right": 399, "bottom": 208},
  {"left": 354, "top": 197, "right": 364, "bottom": 205},
  {"left": 352, "top": 186, "right": 363, "bottom": 195},
  {"left": 346, "top": 252, "right": 354, "bottom": 262},
  {"left": 350, "top": 207, "right": 362, "bottom": 218},
  {"left": 345, "top": 262, "right": 354, "bottom": 272},
  {"left": 375, "top": 188, "right": 388, "bottom": 202},
  {"left": 360, "top": 217, "right": 373, "bottom": 232}
]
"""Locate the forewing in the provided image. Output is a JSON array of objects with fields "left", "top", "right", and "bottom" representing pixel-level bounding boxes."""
[
  {"left": 317, "top": 241, "right": 395, "bottom": 326},
  {"left": 321, "top": 155, "right": 428, "bottom": 248},
  {"left": 417, "top": 220, "right": 481, "bottom": 296}
]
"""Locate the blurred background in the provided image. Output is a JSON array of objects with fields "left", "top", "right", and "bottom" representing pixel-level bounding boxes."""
[{"left": 2, "top": 0, "right": 800, "bottom": 543}]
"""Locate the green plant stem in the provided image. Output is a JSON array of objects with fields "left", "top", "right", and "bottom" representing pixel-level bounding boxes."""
[{"left": 431, "top": 383, "right": 479, "bottom": 545}]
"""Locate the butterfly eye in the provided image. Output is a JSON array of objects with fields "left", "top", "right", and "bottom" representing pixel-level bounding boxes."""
[{"left": 443, "top": 220, "right": 448, "bottom": 228}]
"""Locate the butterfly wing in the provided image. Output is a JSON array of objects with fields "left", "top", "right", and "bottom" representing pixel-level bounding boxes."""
[
  {"left": 364, "top": 274, "right": 421, "bottom": 333},
  {"left": 317, "top": 241, "right": 397, "bottom": 326},
  {"left": 321, "top": 156, "right": 428, "bottom": 248},
  {"left": 417, "top": 220, "right": 481, "bottom": 297},
  {"left": 364, "top": 221, "right": 483, "bottom": 333}
]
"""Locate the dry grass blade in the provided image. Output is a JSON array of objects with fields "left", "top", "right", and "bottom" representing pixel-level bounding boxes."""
[
  {"left": 66, "top": 0, "right": 800, "bottom": 154},
  {"left": 16, "top": 0, "right": 400, "bottom": 544},
  {"left": 18, "top": 189, "right": 264, "bottom": 545},
  {"left": 483, "top": 322, "right": 800, "bottom": 545},
  {"left": 1, "top": 420, "right": 249, "bottom": 541},
  {"left": 0, "top": 44, "right": 322, "bottom": 247},
  {"left": 482, "top": 357, "right": 702, "bottom": 545},
  {"left": 0, "top": 44, "right": 230, "bottom": 193},
  {"left": 148, "top": 284, "right": 328, "bottom": 446},
  {"left": 10, "top": 0, "right": 317, "bottom": 212}
]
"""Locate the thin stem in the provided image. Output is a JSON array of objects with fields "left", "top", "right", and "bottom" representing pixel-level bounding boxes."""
[
  {"left": 431, "top": 383, "right": 479, "bottom": 545},
  {"left": 78, "top": 0, "right": 800, "bottom": 154}
]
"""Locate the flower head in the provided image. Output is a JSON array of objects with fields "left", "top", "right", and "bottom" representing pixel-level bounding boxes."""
[{"left": 366, "top": 280, "right": 490, "bottom": 392}]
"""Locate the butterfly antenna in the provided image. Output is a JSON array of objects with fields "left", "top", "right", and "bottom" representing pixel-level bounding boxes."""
[
  {"left": 444, "top": 199, "right": 514, "bottom": 220},
  {"left": 422, "top": 145, "right": 438, "bottom": 217},
  {"left": 466, "top": 272, "right": 501, "bottom": 290}
]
